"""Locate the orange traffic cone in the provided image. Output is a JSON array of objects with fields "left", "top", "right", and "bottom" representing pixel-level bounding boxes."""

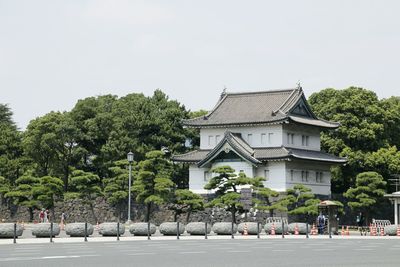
[
  {"left": 311, "top": 224, "right": 317, "bottom": 235},
  {"left": 346, "top": 226, "right": 350, "bottom": 236},
  {"left": 294, "top": 223, "right": 299, "bottom": 235},
  {"left": 397, "top": 225, "right": 400, "bottom": 236},
  {"left": 380, "top": 227, "right": 385, "bottom": 236},
  {"left": 341, "top": 226, "right": 345, "bottom": 236},
  {"left": 270, "top": 223, "right": 276, "bottom": 235},
  {"left": 95, "top": 221, "right": 100, "bottom": 231},
  {"left": 243, "top": 223, "right": 248, "bottom": 236}
]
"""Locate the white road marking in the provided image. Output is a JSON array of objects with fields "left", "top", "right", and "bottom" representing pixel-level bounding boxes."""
[
  {"left": 272, "top": 249, "right": 294, "bottom": 252},
  {"left": 0, "top": 255, "right": 99, "bottom": 262},
  {"left": 227, "top": 250, "right": 251, "bottom": 253},
  {"left": 313, "top": 249, "right": 334, "bottom": 251},
  {"left": 128, "top": 252, "right": 156, "bottom": 256},
  {"left": 179, "top": 251, "right": 206, "bottom": 254},
  {"left": 353, "top": 248, "right": 373, "bottom": 251}
]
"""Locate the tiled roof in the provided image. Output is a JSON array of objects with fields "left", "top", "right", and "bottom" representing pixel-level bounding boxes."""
[
  {"left": 183, "top": 88, "right": 339, "bottom": 128},
  {"left": 287, "top": 148, "right": 347, "bottom": 163},
  {"left": 172, "top": 146, "right": 346, "bottom": 164},
  {"left": 289, "top": 116, "right": 340, "bottom": 129}
]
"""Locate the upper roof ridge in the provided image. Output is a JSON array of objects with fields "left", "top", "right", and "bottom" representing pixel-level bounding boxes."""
[{"left": 224, "top": 88, "right": 297, "bottom": 96}]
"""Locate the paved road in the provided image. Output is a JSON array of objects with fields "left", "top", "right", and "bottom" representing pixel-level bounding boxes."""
[{"left": 1, "top": 239, "right": 399, "bottom": 267}]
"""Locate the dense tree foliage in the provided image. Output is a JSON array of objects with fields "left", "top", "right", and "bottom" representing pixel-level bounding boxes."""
[
  {"left": 309, "top": 87, "right": 400, "bottom": 193},
  {"left": 132, "top": 150, "right": 175, "bottom": 222},
  {"left": 284, "top": 184, "right": 320, "bottom": 217},
  {"left": 343, "top": 172, "right": 386, "bottom": 223},
  {"left": 168, "top": 189, "right": 204, "bottom": 223},
  {"left": 204, "top": 166, "right": 264, "bottom": 223}
]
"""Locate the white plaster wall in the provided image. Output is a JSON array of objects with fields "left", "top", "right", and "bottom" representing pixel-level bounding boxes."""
[
  {"left": 282, "top": 124, "right": 321, "bottom": 151},
  {"left": 200, "top": 125, "right": 283, "bottom": 149},
  {"left": 255, "top": 162, "right": 287, "bottom": 192},
  {"left": 188, "top": 164, "right": 212, "bottom": 194},
  {"left": 212, "top": 161, "right": 254, "bottom": 177},
  {"left": 285, "top": 160, "right": 332, "bottom": 195},
  {"left": 188, "top": 161, "right": 254, "bottom": 194}
]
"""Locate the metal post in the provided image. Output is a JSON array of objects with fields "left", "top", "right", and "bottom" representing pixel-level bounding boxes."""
[
  {"left": 117, "top": 222, "right": 120, "bottom": 241},
  {"left": 177, "top": 222, "right": 180, "bottom": 240},
  {"left": 50, "top": 222, "right": 53, "bottom": 243},
  {"left": 147, "top": 221, "right": 151, "bottom": 240},
  {"left": 281, "top": 220, "right": 285, "bottom": 239},
  {"left": 84, "top": 222, "right": 88, "bottom": 242},
  {"left": 257, "top": 222, "right": 260, "bottom": 239},
  {"left": 231, "top": 222, "right": 234, "bottom": 239},
  {"left": 128, "top": 162, "right": 132, "bottom": 223},
  {"left": 13, "top": 223, "right": 16, "bottom": 244},
  {"left": 205, "top": 222, "right": 208, "bottom": 239},
  {"left": 306, "top": 223, "right": 309, "bottom": 239},
  {"left": 328, "top": 218, "right": 332, "bottom": 239}
]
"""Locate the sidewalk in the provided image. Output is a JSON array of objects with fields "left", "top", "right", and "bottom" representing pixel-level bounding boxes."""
[{"left": 2, "top": 232, "right": 400, "bottom": 245}]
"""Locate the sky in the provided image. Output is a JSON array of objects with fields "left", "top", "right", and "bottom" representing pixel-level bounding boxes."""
[{"left": 1, "top": 0, "right": 399, "bottom": 130}]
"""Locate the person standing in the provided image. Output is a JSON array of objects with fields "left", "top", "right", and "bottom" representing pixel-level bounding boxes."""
[
  {"left": 39, "top": 209, "right": 44, "bottom": 223},
  {"left": 44, "top": 209, "right": 48, "bottom": 223},
  {"left": 317, "top": 212, "right": 326, "bottom": 234}
]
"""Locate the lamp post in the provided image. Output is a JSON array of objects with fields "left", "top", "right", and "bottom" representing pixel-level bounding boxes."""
[{"left": 127, "top": 152, "right": 134, "bottom": 224}]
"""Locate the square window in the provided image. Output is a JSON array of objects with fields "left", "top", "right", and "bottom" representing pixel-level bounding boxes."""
[
  {"left": 268, "top": 133, "right": 274, "bottom": 144},
  {"left": 208, "top": 136, "right": 213, "bottom": 146},
  {"left": 261, "top": 133, "right": 267, "bottom": 144},
  {"left": 264, "top": 170, "right": 270, "bottom": 180}
]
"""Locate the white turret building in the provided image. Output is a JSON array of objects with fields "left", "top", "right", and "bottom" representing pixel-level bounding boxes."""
[{"left": 172, "top": 87, "right": 346, "bottom": 196}]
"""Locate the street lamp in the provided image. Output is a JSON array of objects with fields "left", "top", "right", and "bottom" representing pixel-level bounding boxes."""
[{"left": 127, "top": 152, "right": 134, "bottom": 224}]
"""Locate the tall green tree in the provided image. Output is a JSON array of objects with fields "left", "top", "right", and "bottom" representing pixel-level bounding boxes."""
[
  {"left": 132, "top": 150, "right": 175, "bottom": 222},
  {"left": 23, "top": 112, "right": 82, "bottom": 191},
  {"left": 103, "top": 160, "right": 130, "bottom": 219},
  {"left": 204, "top": 166, "right": 264, "bottom": 223},
  {"left": 32, "top": 176, "right": 64, "bottom": 220},
  {"left": 0, "top": 104, "right": 23, "bottom": 185},
  {"left": 169, "top": 189, "right": 204, "bottom": 223},
  {"left": 308, "top": 87, "right": 399, "bottom": 192},
  {"left": 254, "top": 187, "right": 288, "bottom": 217},
  {"left": 5, "top": 172, "right": 40, "bottom": 221},
  {"left": 284, "top": 184, "right": 320, "bottom": 218},
  {"left": 68, "top": 169, "right": 102, "bottom": 222},
  {"left": 343, "top": 172, "right": 387, "bottom": 224}
]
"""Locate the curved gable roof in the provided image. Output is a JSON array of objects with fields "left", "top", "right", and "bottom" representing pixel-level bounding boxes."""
[
  {"left": 183, "top": 87, "right": 339, "bottom": 128},
  {"left": 197, "top": 131, "right": 261, "bottom": 167}
]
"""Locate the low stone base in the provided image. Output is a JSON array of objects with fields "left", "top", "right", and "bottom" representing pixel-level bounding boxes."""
[
  {"left": 212, "top": 222, "right": 237, "bottom": 235},
  {"left": 264, "top": 222, "right": 288, "bottom": 234},
  {"left": 129, "top": 223, "right": 156, "bottom": 236},
  {"left": 238, "top": 222, "right": 261, "bottom": 235},
  {"left": 32, "top": 223, "right": 60, "bottom": 237},
  {"left": 99, "top": 222, "right": 125, "bottom": 236},
  {"left": 159, "top": 222, "right": 185, "bottom": 235},
  {"left": 0, "top": 223, "right": 23, "bottom": 238},
  {"left": 186, "top": 222, "right": 211, "bottom": 235},
  {"left": 288, "top": 223, "right": 311, "bottom": 234},
  {"left": 65, "top": 223, "right": 94, "bottom": 237}
]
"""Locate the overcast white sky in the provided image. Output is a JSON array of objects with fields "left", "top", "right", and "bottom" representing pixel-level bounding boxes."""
[{"left": 1, "top": 0, "right": 399, "bottom": 129}]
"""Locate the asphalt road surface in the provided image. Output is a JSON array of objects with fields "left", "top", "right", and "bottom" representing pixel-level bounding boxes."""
[{"left": 1, "top": 239, "right": 399, "bottom": 267}]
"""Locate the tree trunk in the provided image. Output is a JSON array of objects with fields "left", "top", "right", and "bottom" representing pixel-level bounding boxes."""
[
  {"left": 231, "top": 206, "right": 236, "bottom": 224},
  {"left": 89, "top": 202, "right": 97, "bottom": 223},
  {"left": 28, "top": 207, "right": 34, "bottom": 222},
  {"left": 63, "top": 164, "right": 69, "bottom": 192},
  {"left": 186, "top": 208, "right": 192, "bottom": 224},
  {"left": 269, "top": 209, "right": 274, "bottom": 218},
  {"left": 174, "top": 212, "right": 178, "bottom": 222}
]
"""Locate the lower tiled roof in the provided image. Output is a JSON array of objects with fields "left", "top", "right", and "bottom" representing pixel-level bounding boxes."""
[{"left": 172, "top": 147, "right": 346, "bottom": 164}]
